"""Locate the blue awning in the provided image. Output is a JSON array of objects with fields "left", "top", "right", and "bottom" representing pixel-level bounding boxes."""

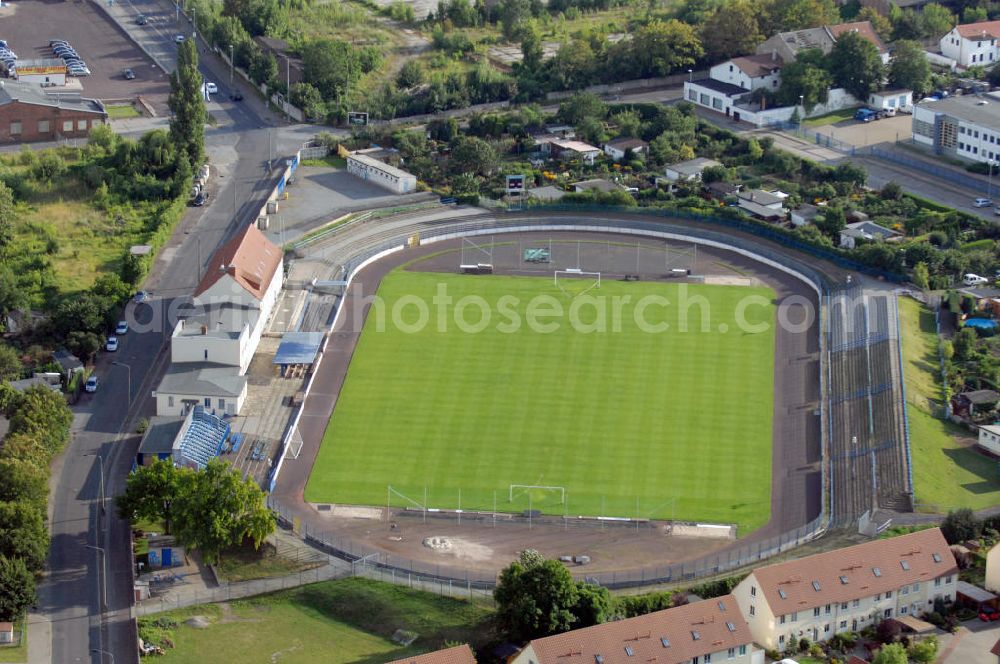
[{"left": 273, "top": 331, "right": 324, "bottom": 365}]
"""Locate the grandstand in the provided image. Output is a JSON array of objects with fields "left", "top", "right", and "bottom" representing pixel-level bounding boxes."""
[
  {"left": 828, "top": 286, "right": 911, "bottom": 526},
  {"left": 174, "top": 406, "right": 232, "bottom": 470}
]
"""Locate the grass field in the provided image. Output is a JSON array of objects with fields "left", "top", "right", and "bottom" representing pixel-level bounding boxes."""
[
  {"left": 306, "top": 270, "right": 777, "bottom": 533},
  {"left": 898, "top": 297, "right": 1000, "bottom": 511},
  {"left": 138, "top": 578, "right": 492, "bottom": 664}
]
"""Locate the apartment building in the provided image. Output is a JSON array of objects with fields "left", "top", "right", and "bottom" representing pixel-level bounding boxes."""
[
  {"left": 510, "top": 595, "right": 762, "bottom": 664},
  {"left": 732, "top": 528, "right": 957, "bottom": 650}
]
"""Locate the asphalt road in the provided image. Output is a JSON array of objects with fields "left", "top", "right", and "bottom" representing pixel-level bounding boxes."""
[{"left": 40, "top": 2, "right": 285, "bottom": 662}]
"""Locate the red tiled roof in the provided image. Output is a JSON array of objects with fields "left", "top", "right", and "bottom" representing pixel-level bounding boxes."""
[
  {"left": 991, "top": 637, "right": 1000, "bottom": 656},
  {"left": 524, "top": 595, "right": 752, "bottom": 664},
  {"left": 828, "top": 21, "right": 888, "bottom": 54},
  {"left": 957, "top": 20, "right": 1000, "bottom": 40},
  {"left": 750, "top": 528, "right": 957, "bottom": 614},
  {"left": 387, "top": 644, "right": 477, "bottom": 664},
  {"left": 193, "top": 225, "right": 281, "bottom": 302},
  {"left": 731, "top": 54, "right": 783, "bottom": 78},
  {"left": 0, "top": 622, "right": 11, "bottom": 632}
]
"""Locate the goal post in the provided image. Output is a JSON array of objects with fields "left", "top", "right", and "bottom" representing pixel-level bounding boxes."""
[
  {"left": 509, "top": 484, "right": 566, "bottom": 504},
  {"left": 554, "top": 270, "right": 601, "bottom": 298}
]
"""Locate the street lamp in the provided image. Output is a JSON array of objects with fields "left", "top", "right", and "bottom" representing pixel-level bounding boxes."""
[
  {"left": 85, "top": 545, "right": 108, "bottom": 610},
  {"left": 799, "top": 95, "right": 804, "bottom": 129},
  {"left": 83, "top": 452, "right": 105, "bottom": 515},
  {"left": 112, "top": 361, "right": 132, "bottom": 408},
  {"left": 687, "top": 68, "right": 693, "bottom": 83},
  {"left": 92, "top": 648, "right": 115, "bottom": 664},
  {"left": 229, "top": 44, "right": 234, "bottom": 86},
  {"left": 989, "top": 159, "right": 996, "bottom": 200},
  {"left": 191, "top": 7, "right": 196, "bottom": 39}
]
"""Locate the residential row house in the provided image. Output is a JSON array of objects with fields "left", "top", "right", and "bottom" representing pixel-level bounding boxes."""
[{"left": 731, "top": 528, "right": 957, "bottom": 650}]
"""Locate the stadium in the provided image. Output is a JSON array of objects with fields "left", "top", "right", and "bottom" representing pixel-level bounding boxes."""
[{"left": 270, "top": 214, "right": 911, "bottom": 586}]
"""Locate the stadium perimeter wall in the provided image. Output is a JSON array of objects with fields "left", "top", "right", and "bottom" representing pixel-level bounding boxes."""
[{"left": 268, "top": 214, "right": 834, "bottom": 589}]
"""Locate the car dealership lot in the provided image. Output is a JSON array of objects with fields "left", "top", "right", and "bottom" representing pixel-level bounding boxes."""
[{"left": 2, "top": 0, "right": 170, "bottom": 113}]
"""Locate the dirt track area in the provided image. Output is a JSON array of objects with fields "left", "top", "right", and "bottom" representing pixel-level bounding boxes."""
[{"left": 275, "top": 231, "right": 823, "bottom": 576}]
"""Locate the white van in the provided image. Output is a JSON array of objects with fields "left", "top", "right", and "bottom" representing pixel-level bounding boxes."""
[{"left": 964, "top": 273, "right": 989, "bottom": 286}]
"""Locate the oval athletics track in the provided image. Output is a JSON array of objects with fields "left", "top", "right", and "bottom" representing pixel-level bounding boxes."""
[{"left": 272, "top": 229, "right": 825, "bottom": 577}]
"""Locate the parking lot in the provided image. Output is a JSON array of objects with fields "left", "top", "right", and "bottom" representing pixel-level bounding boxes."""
[
  {"left": 816, "top": 113, "right": 913, "bottom": 148},
  {"left": 2, "top": 0, "right": 170, "bottom": 113}
]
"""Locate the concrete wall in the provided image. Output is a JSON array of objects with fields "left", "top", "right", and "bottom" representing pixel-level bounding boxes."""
[{"left": 347, "top": 155, "right": 417, "bottom": 194}]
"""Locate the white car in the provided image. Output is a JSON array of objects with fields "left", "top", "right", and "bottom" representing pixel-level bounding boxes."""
[
  {"left": 175, "top": 35, "right": 186, "bottom": 43},
  {"left": 105, "top": 336, "right": 119, "bottom": 352},
  {"left": 205, "top": 82, "right": 217, "bottom": 94},
  {"left": 115, "top": 320, "right": 128, "bottom": 335},
  {"left": 84, "top": 375, "right": 99, "bottom": 393},
  {"left": 974, "top": 197, "right": 993, "bottom": 208},
  {"left": 964, "top": 273, "right": 989, "bottom": 286}
]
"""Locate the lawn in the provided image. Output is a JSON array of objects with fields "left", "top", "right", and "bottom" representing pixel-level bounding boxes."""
[
  {"left": 306, "top": 270, "right": 777, "bottom": 533},
  {"left": 214, "top": 542, "right": 323, "bottom": 583},
  {"left": 898, "top": 297, "right": 1000, "bottom": 511},
  {"left": 139, "top": 577, "right": 492, "bottom": 664},
  {"left": 0, "top": 619, "right": 26, "bottom": 663},
  {"left": 803, "top": 108, "right": 859, "bottom": 127},
  {"left": 105, "top": 103, "right": 140, "bottom": 119}
]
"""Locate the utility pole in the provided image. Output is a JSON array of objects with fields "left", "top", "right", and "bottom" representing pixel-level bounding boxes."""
[
  {"left": 191, "top": 7, "right": 196, "bottom": 39},
  {"left": 286, "top": 56, "right": 291, "bottom": 107},
  {"left": 85, "top": 545, "right": 108, "bottom": 610},
  {"left": 112, "top": 361, "right": 132, "bottom": 408}
]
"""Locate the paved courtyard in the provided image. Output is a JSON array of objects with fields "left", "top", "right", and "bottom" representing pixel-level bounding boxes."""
[{"left": 815, "top": 113, "right": 912, "bottom": 148}]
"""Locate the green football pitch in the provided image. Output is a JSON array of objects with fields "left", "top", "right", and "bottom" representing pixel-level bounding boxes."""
[{"left": 305, "top": 270, "right": 777, "bottom": 533}]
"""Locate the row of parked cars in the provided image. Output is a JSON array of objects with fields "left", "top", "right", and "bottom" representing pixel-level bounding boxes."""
[
  {"left": 49, "top": 39, "right": 90, "bottom": 76},
  {"left": 0, "top": 40, "right": 16, "bottom": 73}
]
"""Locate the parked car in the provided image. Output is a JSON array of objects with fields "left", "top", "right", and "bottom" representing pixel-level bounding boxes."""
[
  {"left": 974, "top": 197, "right": 993, "bottom": 208},
  {"left": 192, "top": 191, "right": 208, "bottom": 207},
  {"left": 133, "top": 290, "right": 150, "bottom": 303},
  {"left": 105, "top": 336, "right": 119, "bottom": 352},
  {"left": 964, "top": 273, "right": 989, "bottom": 286},
  {"left": 115, "top": 320, "right": 129, "bottom": 335},
  {"left": 175, "top": 34, "right": 186, "bottom": 43},
  {"left": 123, "top": 68, "right": 135, "bottom": 80},
  {"left": 84, "top": 375, "right": 99, "bottom": 393},
  {"left": 230, "top": 91, "right": 244, "bottom": 101},
  {"left": 993, "top": 205, "right": 1000, "bottom": 216},
  {"left": 136, "top": 14, "right": 148, "bottom": 25},
  {"left": 204, "top": 82, "right": 217, "bottom": 94},
  {"left": 854, "top": 108, "right": 877, "bottom": 122}
]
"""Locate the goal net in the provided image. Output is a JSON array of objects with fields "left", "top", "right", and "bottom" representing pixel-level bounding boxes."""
[
  {"left": 554, "top": 270, "right": 601, "bottom": 298},
  {"left": 509, "top": 484, "right": 566, "bottom": 505}
]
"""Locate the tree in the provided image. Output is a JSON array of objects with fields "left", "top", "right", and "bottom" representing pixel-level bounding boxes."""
[
  {"left": 494, "top": 550, "right": 580, "bottom": 642},
  {"left": 0, "top": 501, "right": 48, "bottom": 573},
  {"left": 0, "top": 344, "right": 21, "bottom": 382},
  {"left": 116, "top": 459, "right": 187, "bottom": 534},
  {"left": 776, "top": 50, "right": 832, "bottom": 109},
  {"left": 519, "top": 24, "right": 544, "bottom": 74},
  {"left": 0, "top": 266, "right": 28, "bottom": 321},
  {"left": 171, "top": 459, "right": 276, "bottom": 564},
  {"left": 963, "top": 6, "right": 988, "bottom": 23},
  {"left": 953, "top": 327, "right": 979, "bottom": 362},
  {"left": 913, "top": 262, "right": 930, "bottom": 290},
  {"left": 888, "top": 40, "right": 932, "bottom": 95},
  {"left": 908, "top": 636, "right": 938, "bottom": 663},
  {"left": 747, "top": 138, "right": 764, "bottom": 160},
  {"left": 450, "top": 136, "right": 498, "bottom": 177},
  {"left": 0, "top": 556, "right": 34, "bottom": 622},
  {"left": 396, "top": 60, "right": 425, "bottom": 89},
  {"left": 941, "top": 507, "right": 981, "bottom": 543},
  {"left": 858, "top": 6, "right": 891, "bottom": 39},
  {"left": 558, "top": 93, "right": 607, "bottom": 126},
  {"left": 876, "top": 617, "right": 902, "bottom": 644},
  {"left": 0, "top": 458, "right": 48, "bottom": 509},
  {"left": 762, "top": 0, "right": 839, "bottom": 33},
  {"left": 815, "top": 206, "right": 846, "bottom": 238},
  {"left": 573, "top": 583, "right": 613, "bottom": 627},
  {"left": 627, "top": 20, "right": 703, "bottom": 78},
  {"left": 9, "top": 385, "right": 72, "bottom": 457},
  {"left": 827, "top": 31, "right": 884, "bottom": 99},
  {"left": 872, "top": 642, "right": 908, "bottom": 664},
  {"left": 701, "top": 0, "right": 762, "bottom": 60},
  {"left": 168, "top": 39, "right": 206, "bottom": 168},
  {"left": 920, "top": 3, "right": 954, "bottom": 40},
  {"left": 0, "top": 181, "right": 14, "bottom": 254}
]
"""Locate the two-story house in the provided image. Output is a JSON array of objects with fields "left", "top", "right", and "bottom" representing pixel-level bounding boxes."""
[
  {"left": 511, "top": 595, "right": 762, "bottom": 664},
  {"left": 709, "top": 54, "right": 783, "bottom": 92},
  {"left": 732, "top": 528, "right": 957, "bottom": 651},
  {"left": 941, "top": 20, "right": 1000, "bottom": 68}
]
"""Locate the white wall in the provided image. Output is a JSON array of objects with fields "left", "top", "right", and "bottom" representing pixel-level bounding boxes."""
[
  {"left": 986, "top": 545, "right": 1000, "bottom": 593},
  {"left": 154, "top": 386, "right": 246, "bottom": 417},
  {"left": 979, "top": 428, "right": 1000, "bottom": 455},
  {"left": 171, "top": 323, "right": 247, "bottom": 368},
  {"left": 347, "top": 156, "right": 417, "bottom": 194},
  {"left": 869, "top": 91, "right": 913, "bottom": 111},
  {"left": 709, "top": 61, "right": 781, "bottom": 92}
]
